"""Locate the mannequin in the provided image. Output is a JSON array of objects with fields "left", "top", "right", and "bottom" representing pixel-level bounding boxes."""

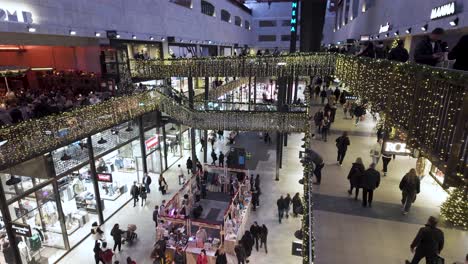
[{"left": 17, "top": 239, "right": 31, "bottom": 263}]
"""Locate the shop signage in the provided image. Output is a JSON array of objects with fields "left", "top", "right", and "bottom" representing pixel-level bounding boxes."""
[
  {"left": 0, "top": 7, "right": 33, "bottom": 24},
  {"left": 290, "top": 1, "right": 298, "bottom": 33},
  {"left": 97, "top": 173, "right": 113, "bottom": 182},
  {"left": 145, "top": 136, "right": 159, "bottom": 150},
  {"left": 11, "top": 222, "right": 32, "bottom": 237},
  {"left": 383, "top": 141, "right": 411, "bottom": 155},
  {"left": 431, "top": 2, "right": 456, "bottom": 20},
  {"left": 379, "top": 22, "right": 391, "bottom": 33}
]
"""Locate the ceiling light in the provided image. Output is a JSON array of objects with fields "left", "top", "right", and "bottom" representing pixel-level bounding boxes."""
[
  {"left": 69, "top": 30, "right": 77, "bottom": 35},
  {"left": 421, "top": 24, "right": 428, "bottom": 32},
  {"left": 449, "top": 18, "right": 459, "bottom": 27},
  {"left": 27, "top": 26, "right": 36, "bottom": 33},
  {"left": 150, "top": 36, "right": 154, "bottom": 40},
  {"left": 116, "top": 34, "right": 121, "bottom": 38},
  {"left": 132, "top": 35, "right": 137, "bottom": 39},
  {"left": 405, "top": 28, "right": 412, "bottom": 34},
  {"left": 95, "top": 32, "right": 101, "bottom": 37}
]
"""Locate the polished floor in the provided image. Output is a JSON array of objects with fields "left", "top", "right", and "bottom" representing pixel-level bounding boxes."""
[{"left": 59, "top": 98, "right": 467, "bottom": 264}]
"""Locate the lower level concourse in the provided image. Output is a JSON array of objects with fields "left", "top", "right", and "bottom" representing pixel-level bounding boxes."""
[{"left": 55, "top": 97, "right": 467, "bottom": 264}]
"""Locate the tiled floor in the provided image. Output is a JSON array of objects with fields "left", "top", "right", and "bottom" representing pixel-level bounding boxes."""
[{"left": 59, "top": 96, "right": 467, "bottom": 264}]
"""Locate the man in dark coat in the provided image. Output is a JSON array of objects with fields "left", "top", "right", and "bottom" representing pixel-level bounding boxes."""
[
  {"left": 406, "top": 216, "right": 444, "bottom": 264},
  {"left": 448, "top": 34, "right": 468, "bottom": 71},
  {"left": 414, "top": 28, "right": 445, "bottom": 66},
  {"left": 388, "top": 40, "right": 409, "bottom": 62},
  {"left": 335, "top": 132, "right": 351, "bottom": 165},
  {"left": 361, "top": 163, "right": 380, "bottom": 207}
]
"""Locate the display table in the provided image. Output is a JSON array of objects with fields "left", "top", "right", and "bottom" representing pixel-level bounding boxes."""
[
  {"left": 224, "top": 199, "right": 251, "bottom": 255},
  {"left": 185, "top": 246, "right": 217, "bottom": 264}
]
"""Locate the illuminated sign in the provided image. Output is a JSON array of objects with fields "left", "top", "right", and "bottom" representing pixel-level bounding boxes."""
[
  {"left": 97, "top": 173, "right": 113, "bottom": 182},
  {"left": 431, "top": 2, "right": 456, "bottom": 20},
  {"left": 383, "top": 141, "right": 411, "bottom": 156},
  {"left": 0, "top": 7, "right": 33, "bottom": 23},
  {"left": 379, "top": 22, "right": 391, "bottom": 33},
  {"left": 290, "top": 1, "right": 298, "bottom": 33}
]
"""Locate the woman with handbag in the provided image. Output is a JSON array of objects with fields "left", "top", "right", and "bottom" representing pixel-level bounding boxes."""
[{"left": 399, "top": 169, "right": 420, "bottom": 215}]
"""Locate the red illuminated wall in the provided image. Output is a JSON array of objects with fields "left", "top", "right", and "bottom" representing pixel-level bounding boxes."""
[{"left": 0, "top": 45, "right": 101, "bottom": 73}]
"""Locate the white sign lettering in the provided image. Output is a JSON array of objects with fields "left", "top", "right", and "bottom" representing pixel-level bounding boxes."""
[
  {"left": 431, "top": 2, "right": 456, "bottom": 20},
  {"left": 0, "top": 7, "right": 33, "bottom": 23},
  {"left": 379, "top": 23, "right": 391, "bottom": 33}
]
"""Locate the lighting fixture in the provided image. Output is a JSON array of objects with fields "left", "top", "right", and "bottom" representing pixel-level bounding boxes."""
[
  {"left": 97, "top": 137, "right": 107, "bottom": 144},
  {"left": 125, "top": 125, "right": 134, "bottom": 132},
  {"left": 69, "top": 30, "right": 77, "bottom": 35},
  {"left": 394, "top": 31, "right": 399, "bottom": 36},
  {"left": 421, "top": 24, "right": 428, "bottom": 32},
  {"left": 95, "top": 32, "right": 101, "bottom": 37},
  {"left": 132, "top": 35, "right": 137, "bottom": 39},
  {"left": 116, "top": 34, "right": 121, "bottom": 38},
  {"left": 449, "top": 18, "right": 459, "bottom": 27},
  {"left": 27, "top": 26, "right": 36, "bottom": 33},
  {"left": 60, "top": 152, "right": 72, "bottom": 161},
  {"left": 150, "top": 36, "right": 154, "bottom": 40},
  {"left": 405, "top": 28, "right": 412, "bottom": 34}
]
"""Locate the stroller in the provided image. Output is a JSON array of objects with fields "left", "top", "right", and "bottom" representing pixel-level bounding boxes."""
[{"left": 122, "top": 224, "right": 138, "bottom": 244}]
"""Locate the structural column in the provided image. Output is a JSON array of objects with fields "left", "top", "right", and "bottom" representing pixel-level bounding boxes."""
[
  {"left": 87, "top": 136, "right": 105, "bottom": 224},
  {"left": 138, "top": 116, "right": 148, "bottom": 174}
]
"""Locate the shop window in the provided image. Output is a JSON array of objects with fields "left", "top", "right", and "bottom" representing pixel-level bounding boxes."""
[
  {"left": 8, "top": 185, "right": 67, "bottom": 263},
  {"left": 201, "top": 0, "right": 215, "bottom": 16},
  {"left": 281, "top": 35, "right": 291, "bottom": 41},
  {"left": 258, "top": 35, "right": 277, "bottom": 42},
  {"left": 245, "top": 20, "right": 251, "bottom": 30},
  {"left": 259, "top": 20, "right": 276, "bottom": 27},
  {"left": 221, "top": 9, "right": 231, "bottom": 22},
  {"left": 234, "top": 16, "right": 242, "bottom": 26},
  {"left": 58, "top": 172, "right": 99, "bottom": 247},
  {"left": 282, "top": 20, "right": 291, "bottom": 27},
  {"left": 91, "top": 121, "right": 139, "bottom": 159},
  {"left": 169, "top": 0, "right": 192, "bottom": 8}
]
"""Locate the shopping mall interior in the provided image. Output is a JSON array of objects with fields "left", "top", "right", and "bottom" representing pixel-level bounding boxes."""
[{"left": 0, "top": 0, "right": 467, "bottom": 264}]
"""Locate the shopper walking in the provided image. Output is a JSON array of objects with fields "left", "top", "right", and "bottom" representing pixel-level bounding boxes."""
[
  {"left": 178, "top": 164, "right": 185, "bottom": 185},
  {"left": 284, "top": 193, "right": 291, "bottom": 218},
  {"left": 158, "top": 175, "right": 168, "bottom": 195},
  {"left": 139, "top": 184, "right": 147, "bottom": 206},
  {"left": 292, "top": 192, "right": 302, "bottom": 217},
  {"left": 381, "top": 152, "right": 392, "bottom": 177},
  {"left": 370, "top": 139, "right": 383, "bottom": 165},
  {"left": 335, "top": 132, "right": 350, "bottom": 165},
  {"left": 94, "top": 241, "right": 105, "bottom": 264},
  {"left": 219, "top": 151, "right": 224, "bottom": 167},
  {"left": 142, "top": 173, "right": 152, "bottom": 193},
  {"left": 399, "top": 169, "right": 421, "bottom": 215},
  {"left": 361, "top": 163, "right": 380, "bottom": 208},
  {"left": 259, "top": 224, "right": 268, "bottom": 254},
  {"left": 186, "top": 157, "right": 193, "bottom": 174},
  {"left": 130, "top": 182, "right": 140, "bottom": 207},
  {"left": 235, "top": 243, "right": 247, "bottom": 264},
  {"left": 153, "top": 205, "right": 159, "bottom": 227},
  {"left": 388, "top": 40, "right": 409, "bottom": 62},
  {"left": 196, "top": 249, "right": 208, "bottom": 264},
  {"left": 405, "top": 216, "right": 444, "bottom": 264},
  {"left": 215, "top": 248, "right": 227, "bottom": 264},
  {"left": 100, "top": 242, "right": 114, "bottom": 264},
  {"left": 250, "top": 222, "right": 261, "bottom": 252},
  {"left": 110, "top": 224, "right": 124, "bottom": 252},
  {"left": 277, "top": 195, "right": 285, "bottom": 223},
  {"left": 347, "top": 158, "right": 364, "bottom": 200}
]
